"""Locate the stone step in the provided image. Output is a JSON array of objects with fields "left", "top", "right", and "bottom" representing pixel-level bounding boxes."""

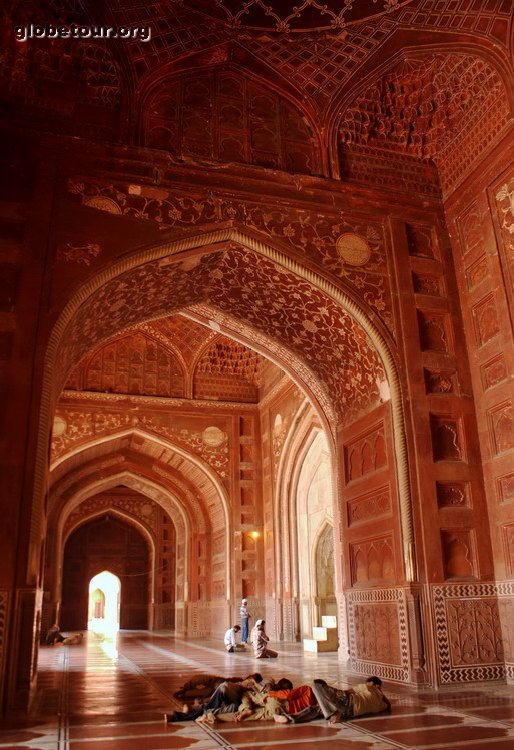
[
  {"left": 312, "top": 626, "right": 338, "bottom": 645},
  {"left": 321, "top": 615, "right": 337, "bottom": 629},
  {"left": 303, "top": 637, "right": 338, "bottom": 653}
]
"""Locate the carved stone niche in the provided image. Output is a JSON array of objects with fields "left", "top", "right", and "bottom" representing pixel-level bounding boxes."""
[
  {"left": 417, "top": 311, "right": 450, "bottom": 353},
  {"left": 424, "top": 369, "right": 456, "bottom": 395},
  {"left": 481, "top": 354, "right": 508, "bottom": 391},
  {"left": 350, "top": 536, "right": 395, "bottom": 585},
  {"left": 430, "top": 415, "right": 464, "bottom": 462},
  {"left": 436, "top": 482, "right": 470, "bottom": 509},
  {"left": 488, "top": 402, "right": 514, "bottom": 456},
  {"left": 405, "top": 223, "right": 438, "bottom": 259},
  {"left": 441, "top": 529, "right": 477, "bottom": 580},
  {"left": 497, "top": 472, "right": 514, "bottom": 505},
  {"left": 458, "top": 202, "right": 484, "bottom": 257},
  {"left": 412, "top": 272, "right": 442, "bottom": 297},
  {"left": 466, "top": 254, "right": 489, "bottom": 290},
  {"left": 472, "top": 294, "right": 501, "bottom": 346}
]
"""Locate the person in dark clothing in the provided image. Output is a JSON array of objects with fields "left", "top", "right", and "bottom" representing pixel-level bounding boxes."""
[{"left": 45, "top": 623, "right": 65, "bottom": 645}]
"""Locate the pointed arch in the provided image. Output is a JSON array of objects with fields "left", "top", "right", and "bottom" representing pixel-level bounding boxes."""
[{"left": 35, "top": 226, "right": 415, "bottom": 587}]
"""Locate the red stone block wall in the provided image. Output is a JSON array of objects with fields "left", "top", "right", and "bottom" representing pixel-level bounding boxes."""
[
  {"left": 445, "top": 140, "right": 514, "bottom": 681},
  {"left": 341, "top": 401, "right": 409, "bottom": 681}
]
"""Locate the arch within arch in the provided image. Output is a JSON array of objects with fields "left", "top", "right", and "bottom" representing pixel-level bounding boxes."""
[
  {"left": 36, "top": 228, "right": 415, "bottom": 587},
  {"left": 53, "top": 472, "right": 188, "bottom": 607},
  {"left": 61, "top": 513, "right": 151, "bottom": 630},
  {"left": 295, "top": 429, "right": 334, "bottom": 638}
]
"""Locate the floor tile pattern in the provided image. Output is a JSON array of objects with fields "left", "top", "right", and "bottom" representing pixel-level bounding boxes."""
[{"left": 1, "top": 631, "right": 514, "bottom": 749}]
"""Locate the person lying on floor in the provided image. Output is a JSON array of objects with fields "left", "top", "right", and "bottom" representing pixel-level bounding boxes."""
[
  {"left": 173, "top": 672, "right": 262, "bottom": 703},
  {"left": 312, "top": 676, "right": 391, "bottom": 723},
  {"left": 198, "top": 681, "right": 321, "bottom": 724},
  {"left": 165, "top": 674, "right": 263, "bottom": 723}
]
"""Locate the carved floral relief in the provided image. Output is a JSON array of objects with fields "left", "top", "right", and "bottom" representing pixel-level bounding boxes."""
[{"left": 67, "top": 178, "right": 394, "bottom": 336}]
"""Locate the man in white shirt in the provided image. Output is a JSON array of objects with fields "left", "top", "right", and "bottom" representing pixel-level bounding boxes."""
[{"left": 224, "top": 624, "right": 244, "bottom": 653}]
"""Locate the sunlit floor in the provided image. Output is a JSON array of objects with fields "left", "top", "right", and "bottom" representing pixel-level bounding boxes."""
[{"left": 1, "top": 631, "right": 514, "bottom": 749}]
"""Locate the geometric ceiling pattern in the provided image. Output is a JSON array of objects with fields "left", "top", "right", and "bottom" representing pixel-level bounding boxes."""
[
  {"left": 57, "top": 247, "right": 385, "bottom": 424},
  {"left": 65, "top": 316, "right": 273, "bottom": 403},
  {"left": 3, "top": 1, "right": 512, "bottom": 194},
  {"left": 338, "top": 54, "right": 510, "bottom": 192},
  {"left": 176, "top": 0, "right": 416, "bottom": 32}
]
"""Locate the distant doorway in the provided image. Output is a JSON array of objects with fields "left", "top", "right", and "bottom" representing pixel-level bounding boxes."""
[{"left": 88, "top": 571, "right": 120, "bottom": 635}]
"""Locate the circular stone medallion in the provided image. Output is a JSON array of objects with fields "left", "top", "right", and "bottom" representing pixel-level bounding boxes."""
[
  {"left": 52, "top": 415, "right": 68, "bottom": 437},
  {"left": 336, "top": 233, "right": 371, "bottom": 266},
  {"left": 202, "top": 426, "right": 226, "bottom": 447}
]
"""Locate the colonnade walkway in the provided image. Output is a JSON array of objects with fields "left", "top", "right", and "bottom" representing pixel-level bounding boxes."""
[{"left": 1, "top": 631, "right": 514, "bottom": 749}]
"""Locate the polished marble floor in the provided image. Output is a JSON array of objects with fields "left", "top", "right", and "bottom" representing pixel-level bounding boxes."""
[{"left": 1, "top": 631, "right": 514, "bottom": 749}]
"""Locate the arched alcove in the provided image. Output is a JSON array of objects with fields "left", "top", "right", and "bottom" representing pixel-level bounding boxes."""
[
  {"left": 33, "top": 228, "right": 414, "bottom": 684},
  {"left": 36, "top": 230, "right": 413, "bottom": 587},
  {"left": 61, "top": 514, "right": 150, "bottom": 631},
  {"left": 88, "top": 571, "right": 121, "bottom": 634}
]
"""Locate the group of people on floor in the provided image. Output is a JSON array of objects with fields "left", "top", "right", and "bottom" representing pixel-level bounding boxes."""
[
  {"left": 165, "top": 671, "right": 391, "bottom": 725},
  {"left": 224, "top": 599, "right": 278, "bottom": 658},
  {"left": 224, "top": 617, "right": 278, "bottom": 658}
]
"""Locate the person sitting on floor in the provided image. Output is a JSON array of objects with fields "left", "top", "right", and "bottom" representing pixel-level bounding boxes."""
[
  {"left": 45, "top": 623, "right": 65, "bottom": 646},
  {"left": 252, "top": 619, "right": 278, "bottom": 659},
  {"left": 312, "top": 676, "right": 391, "bottom": 723},
  {"left": 224, "top": 624, "right": 245, "bottom": 653}
]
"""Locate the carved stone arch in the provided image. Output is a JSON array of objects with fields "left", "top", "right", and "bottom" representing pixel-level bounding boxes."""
[
  {"left": 50, "top": 428, "right": 229, "bottom": 536},
  {"left": 48, "top": 471, "right": 186, "bottom": 598},
  {"left": 60, "top": 509, "right": 152, "bottom": 630},
  {"left": 48, "top": 425, "right": 234, "bottom": 597},
  {"left": 63, "top": 504, "right": 157, "bottom": 554},
  {"left": 274, "top": 401, "right": 320, "bottom": 589},
  {"left": 313, "top": 521, "right": 336, "bottom": 604},
  {"left": 273, "top": 403, "right": 338, "bottom": 641},
  {"left": 35, "top": 227, "right": 415, "bottom": 599},
  {"left": 61, "top": 506, "right": 157, "bottom": 621}
]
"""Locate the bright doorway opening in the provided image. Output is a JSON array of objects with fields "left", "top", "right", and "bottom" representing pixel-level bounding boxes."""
[{"left": 88, "top": 571, "right": 120, "bottom": 635}]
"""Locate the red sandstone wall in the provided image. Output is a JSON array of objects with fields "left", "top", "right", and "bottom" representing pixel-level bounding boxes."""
[{"left": 445, "top": 141, "right": 514, "bottom": 682}]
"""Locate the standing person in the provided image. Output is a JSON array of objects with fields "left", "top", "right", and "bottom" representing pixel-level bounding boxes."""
[
  {"left": 312, "top": 676, "right": 391, "bottom": 723},
  {"left": 252, "top": 619, "right": 278, "bottom": 658},
  {"left": 224, "top": 624, "right": 245, "bottom": 653},
  {"left": 240, "top": 598, "right": 250, "bottom": 644}
]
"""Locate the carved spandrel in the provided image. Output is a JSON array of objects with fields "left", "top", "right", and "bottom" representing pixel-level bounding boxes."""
[{"left": 430, "top": 416, "right": 463, "bottom": 462}]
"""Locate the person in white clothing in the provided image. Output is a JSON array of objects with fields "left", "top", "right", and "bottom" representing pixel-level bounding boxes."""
[{"left": 224, "top": 624, "right": 245, "bottom": 653}]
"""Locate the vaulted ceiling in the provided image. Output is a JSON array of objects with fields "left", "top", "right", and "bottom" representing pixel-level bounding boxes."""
[
  {"left": 4, "top": 1, "right": 513, "bottom": 196},
  {"left": 64, "top": 312, "right": 280, "bottom": 403}
]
